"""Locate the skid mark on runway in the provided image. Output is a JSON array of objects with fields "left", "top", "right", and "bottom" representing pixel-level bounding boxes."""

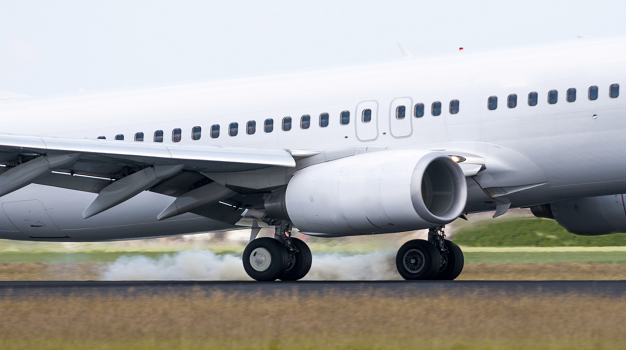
[{"left": 101, "top": 250, "right": 402, "bottom": 281}]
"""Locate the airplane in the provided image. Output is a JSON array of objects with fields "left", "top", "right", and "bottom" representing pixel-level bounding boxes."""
[{"left": 0, "top": 36, "right": 624, "bottom": 281}]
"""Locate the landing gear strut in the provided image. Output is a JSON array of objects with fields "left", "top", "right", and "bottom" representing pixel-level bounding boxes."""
[
  {"left": 242, "top": 221, "right": 312, "bottom": 281},
  {"left": 395, "top": 226, "right": 464, "bottom": 280}
]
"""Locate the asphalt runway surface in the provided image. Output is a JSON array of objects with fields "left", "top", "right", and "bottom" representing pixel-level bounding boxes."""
[{"left": 1, "top": 280, "right": 626, "bottom": 298}]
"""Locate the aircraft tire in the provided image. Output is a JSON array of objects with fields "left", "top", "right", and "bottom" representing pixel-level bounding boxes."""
[
  {"left": 279, "top": 238, "right": 312, "bottom": 281},
  {"left": 243, "top": 238, "right": 289, "bottom": 281},
  {"left": 396, "top": 239, "right": 441, "bottom": 280},
  {"left": 433, "top": 240, "right": 464, "bottom": 280}
]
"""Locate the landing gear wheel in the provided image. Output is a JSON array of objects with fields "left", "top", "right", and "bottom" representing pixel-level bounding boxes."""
[
  {"left": 278, "top": 238, "right": 312, "bottom": 281},
  {"left": 243, "top": 238, "right": 289, "bottom": 281},
  {"left": 396, "top": 239, "right": 441, "bottom": 280},
  {"left": 434, "top": 240, "right": 464, "bottom": 280}
]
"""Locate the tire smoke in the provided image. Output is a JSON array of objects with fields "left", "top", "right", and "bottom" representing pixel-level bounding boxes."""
[{"left": 100, "top": 250, "right": 402, "bottom": 281}]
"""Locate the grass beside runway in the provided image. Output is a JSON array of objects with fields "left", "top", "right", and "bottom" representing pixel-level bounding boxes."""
[
  {"left": 1, "top": 247, "right": 626, "bottom": 264},
  {"left": 452, "top": 217, "right": 626, "bottom": 247},
  {"left": 0, "top": 251, "right": 186, "bottom": 263},
  {"left": 2, "top": 216, "right": 626, "bottom": 280},
  {"left": 0, "top": 252, "right": 626, "bottom": 281},
  {"left": 463, "top": 249, "right": 626, "bottom": 264},
  {"left": 1, "top": 292, "right": 625, "bottom": 350}
]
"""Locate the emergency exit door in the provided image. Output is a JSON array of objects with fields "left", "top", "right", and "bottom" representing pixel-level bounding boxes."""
[
  {"left": 389, "top": 97, "right": 413, "bottom": 138},
  {"left": 355, "top": 100, "right": 379, "bottom": 141}
]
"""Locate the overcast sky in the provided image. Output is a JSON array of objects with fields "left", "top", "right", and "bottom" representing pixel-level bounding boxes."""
[{"left": 2, "top": 0, "right": 626, "bottom": 96}]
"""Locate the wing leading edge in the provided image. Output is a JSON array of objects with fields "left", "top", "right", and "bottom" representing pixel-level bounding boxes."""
[{"left": 0, "top": 133, "right": 295, "bottom": 169}]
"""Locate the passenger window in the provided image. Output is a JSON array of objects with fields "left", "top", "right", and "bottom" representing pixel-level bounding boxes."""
[
  {"left": 247, "top": 121, "right": 256, "bottom": 135},
  {"left": 229, "top": 123, "right": 238, "bottom": 137},
  {"left": 172, "top": 128, "right": 181, "bottom": 142},
  {"left": 362, "top": 109, "right": 372, "bottom": 123},
  {"left": 97, "top": 136, "right": 106, "bottom": 140},
  {"left": 301, "top": 115, "right": 311, "bottom": 129},
  {"left": 282, "top": 117, "right": 292, "bottom": 131},
  {"left": 319, "top": 113, "right": 329, "bottom": 127},
  {"left": 567, "top": 88, "right": 576, "bottom": 102},
  {"left": 191, "top": 126, "right": 201, "bottom": 140},
  {"left": 588, "top": 86, "right": 599, "bottom": 100},
  {"left": 431, "top": 101, "right": 442, "bottom": 116},
  {"left": 134, "top": 132, "right": 144, "bottom": 142},
  {"left": 488, "top": 96, "right": 497, "bottom": 110},
  {"left": 210, "top": 125, "right": 220, "bottom": 138},
  {"left": 610, "top": 84, "right": 620, "bottom": 98},
  {"left": 154, "top": 130, "right": 163, "bottom": 142},
  {"left": 528, "top": 92, "right": 538, "bottom": 106},
  {"left": 115, "top": 134, "right": 124, "bottom": 141},
  {"left": 396, "top": 106, "right": 406, "bottom": 119},
  {"left": 340, "top": 111, "right": 350, "bottom": 125},
  {"left": 449, "top": 100, "right": 460, "bottom": 114},
  {"left": 507, "top": 94, "right": 517, "bottom": 108},
  {"left": 548, "top": 90, "right": 558, "bottom": 104},
  {"left": 414, "top": 103, "right": 424, "bottom": 118},
  {"left": 264, "top": 119, "right": 273, "bottom": 133}
]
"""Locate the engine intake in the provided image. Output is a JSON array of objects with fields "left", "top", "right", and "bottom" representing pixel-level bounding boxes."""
[{"left": 265, "top": 150, "right": 467, "bottom": 236}]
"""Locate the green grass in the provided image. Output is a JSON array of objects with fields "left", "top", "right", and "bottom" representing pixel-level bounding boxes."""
[
  {"left": 464, "top": 251, "right": 626, "bottom": 264},
  {"left": 0, "top": 251, "right": 177, "bottom": 263},
  {"left": 1, "top": 293, "right": 625, "bottom": 350},
  {"left": 2, "top": 249, "right": 625, "bottom": 265},
  {"left": 3, "top": 217, "right": 626, "bottom": 265},
  {"left": 453, "top": 218, "right": 626, "bottom": 247},
  {"left": 0, "top": 250, "right": 247, "bottom": 263}
]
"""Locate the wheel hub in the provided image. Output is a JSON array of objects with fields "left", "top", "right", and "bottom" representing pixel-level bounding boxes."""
[
  {"left": 250, "top": 247, "right": 272, "bottom": 272},
  {"left": 403, "top": 249, "right": 425, "bottom": 273}
]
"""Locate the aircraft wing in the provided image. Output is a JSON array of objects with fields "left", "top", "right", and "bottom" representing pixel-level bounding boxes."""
[
  {"left": 0, "top": 133, "right": 294, "bottom": 174},
  {"left": 0, "top": 133, "right": 295, "bottom": 219}
]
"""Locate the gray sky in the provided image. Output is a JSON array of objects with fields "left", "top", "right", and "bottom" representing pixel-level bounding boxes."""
[{"left": 2, "top": 0, "right": 625, "bottom": 96}]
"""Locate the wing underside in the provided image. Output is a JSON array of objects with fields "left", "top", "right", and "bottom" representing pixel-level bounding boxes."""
[{"left": 0, "top": 134, "right": 295, "bottom": 223}]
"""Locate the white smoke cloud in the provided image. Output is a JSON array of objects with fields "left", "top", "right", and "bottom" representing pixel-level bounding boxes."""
[
  {"left": 303, "top": 251, "right": 401, "bottom": 280},
  {"left": 101, "top": 250, "right": 402, "bottom": 281},
  {"left": 101, "top": 250, "right": 250, "bottom": 281}
]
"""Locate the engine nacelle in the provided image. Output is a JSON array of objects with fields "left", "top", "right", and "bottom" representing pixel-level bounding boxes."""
[
  {"left": 265, "top": 150, "right": 467, "bottom": 236},
  {"left": 531, "top": 194, "right": 626, "bottom": 235}
]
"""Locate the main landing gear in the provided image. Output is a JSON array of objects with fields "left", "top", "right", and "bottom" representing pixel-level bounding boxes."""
[
  {"left": 243, "top": 222, "right": 312, "bottom": 281},
  {"left": 242, "top": 222, "right": 463, "bottom": 281},
  {"left": 396, "top": 227, "right": 464, "bottom": 280}
]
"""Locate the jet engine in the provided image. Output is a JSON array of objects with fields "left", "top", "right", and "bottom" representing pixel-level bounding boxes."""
[
  {"left": 264, "top": 150, "right": 467, "bottom": 236},
  {"left": 531, "top": 194, "right": 626, "bottom": 235}
]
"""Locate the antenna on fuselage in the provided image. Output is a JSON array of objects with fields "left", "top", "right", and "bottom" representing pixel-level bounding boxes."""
[{"left": 397, "top": 42, "right": 413, "bottom": 59}]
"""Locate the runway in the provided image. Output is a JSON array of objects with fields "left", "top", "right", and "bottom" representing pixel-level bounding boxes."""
[{"left": 1, "top": 280, "right": 626, "bottom": 297}]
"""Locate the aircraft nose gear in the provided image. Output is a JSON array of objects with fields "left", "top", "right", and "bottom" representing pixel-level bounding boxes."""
[
  {"left": 242, "top": 221, "right": 313, "bottom": 281},
  {"left": 395, "top": 226, "right": 465, "bottom": 280}
]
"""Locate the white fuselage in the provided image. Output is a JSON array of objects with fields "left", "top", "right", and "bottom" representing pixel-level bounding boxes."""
[{"left": 1, "top": 37, "right": 625, "bottom": 241}]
